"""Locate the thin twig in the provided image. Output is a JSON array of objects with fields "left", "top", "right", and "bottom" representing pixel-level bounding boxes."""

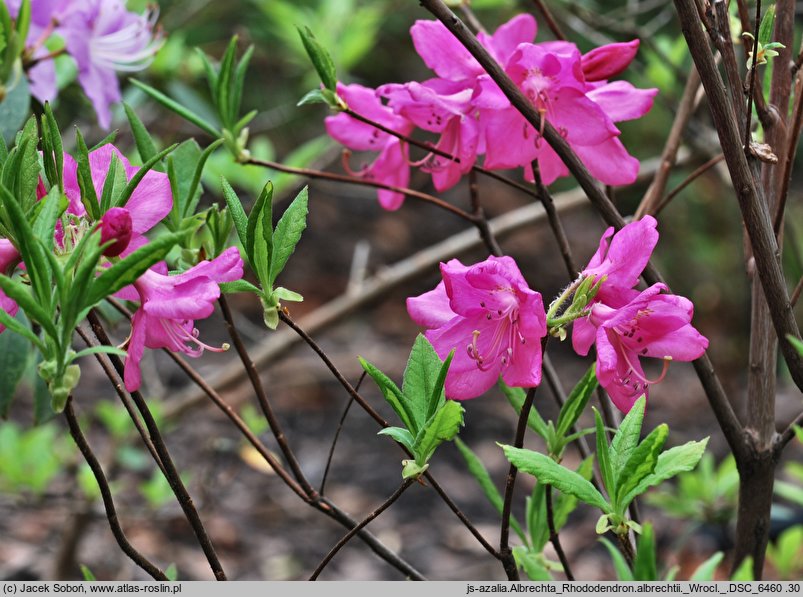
[
  {"left": 654, "top": 154, "right": 726, "bottom": 215},
  {"left": 468, "top": 169, "right": 503, "bottom": 257},
  {"left": 85, "top": 311, "right": 228, "bottom": 581},
  {"left": 244, "top": 156, "right": 475, "bottom": 223},
  {"left": 531, "top": 0, "right": 567, "bottom": 40},
  {"left": 776, "top": 411, "right": 803, "bottom": 451},
  {"left": 533, "top": 161, "right": 577, "bottom": 278},
  {"left": 309, "top": 479, "right": 415, "bottom": 580},
  {"left": 546, "top": 485, "right": 574, "bottom": 581},
  {"left": 744, "top": 0, "right": 762, "bottom": 148},
  {"left": 64, "top": 398, "right": 168, "bottom": 581},
  {"left": 320, "top": 372, "right": 364, "bottom": 495},
  {"left": 791, "top": 276, "right": 803, "bottom": 307},
  {"left": 218, "top": 295, "right": 318, "bottom": 498}
]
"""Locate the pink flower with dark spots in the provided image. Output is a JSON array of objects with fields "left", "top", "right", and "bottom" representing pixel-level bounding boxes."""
[
  {"left": 579, "top": 284, "right": 708, "bottom": 413},
  {"left": 407, "top": 256, "right": 546, "bottom": 400},
  {"left": 325, "top": 83, "right": 414, "bottom": 211},
  {"left": 123, "top": 247, "right": 244, "bottom": 392}
]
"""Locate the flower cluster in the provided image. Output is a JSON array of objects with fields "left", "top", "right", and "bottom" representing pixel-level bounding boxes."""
[
  {"left": 326, "top": 14, "right": 657, "bottom": 210},
  {"left": 1, "top": 143, "right": 243, "bottom": 393},
  {"left": 408, "top": 217, "right": 708, "bottom": 412},
  {"left": 8, "top": 0, "right": 161, "bottom": 128}
]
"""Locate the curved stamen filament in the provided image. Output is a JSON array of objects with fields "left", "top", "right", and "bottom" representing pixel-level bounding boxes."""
[{"left": 621, "top": 348, "right": 671, "bottom": 386}]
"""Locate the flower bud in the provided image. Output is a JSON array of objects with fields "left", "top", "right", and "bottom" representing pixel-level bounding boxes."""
[
  {"left": 99, "top": 207, "right": 133, "bottom": 257},
  {"left": 581, "top": 39, "right": 640, "bottom": 82}
]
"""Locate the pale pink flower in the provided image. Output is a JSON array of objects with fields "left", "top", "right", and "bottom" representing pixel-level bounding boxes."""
[
  {"left": 407, "top": 256, "right": 546, "bottom": 400},
  {"left": 123, "top": 247, "right": 244, "bottom": 392}
]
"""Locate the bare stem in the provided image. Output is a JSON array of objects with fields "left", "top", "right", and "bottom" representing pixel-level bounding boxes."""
[
  {"left": 546, "top": 485, "right": 574, "bottom": 580},
  {"left": 64, "top": 398, "right": 167, "bottom": 581},
  {"left": 309, "top": 479, "right": 415, "bottom": 580},
  {"left": 533, "top": 161, "right": 577, "bottom": 278},
  {"left": 531, "top": 0, "right": 567, "bottom": 40},
  {"left": 320, "top": 372, "right": 364, "bottom": 495}
]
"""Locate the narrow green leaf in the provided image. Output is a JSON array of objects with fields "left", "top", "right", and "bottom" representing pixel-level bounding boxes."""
[
  {"left": 42, "top": 103, "right": 63, "bottom": 192},
  {"left": 513, "top": 547, "right": 552, "bottom": 581},
  {"left": 123, "top": 103, "right": 159, "bottom": 163},
  {"left": 231, "top": 45, "right": 254, "bottom": 129},
  {"left": 412, "top": 399, "right": 464, "bottom": 465},
  {"left": 72, "top": 346, "right": 128, "bottom": 360},
  {"left": 0, "top": 275, "right": 57, "bottom": 339},
  {"left": 219, "top": 279, "right": 261, "bottom": 295},
  {"left": 632, "top": 523, "right": 657, "bottom": 581},
  {"left": 216, "top": 36, "right": 239, "bottom": 128},
  {"left": 297, "top": 26, "right": 337, "bottom": 90},
  {"left": 622, "top": 437, "right": 710, "bottom": 506},
  {"left": 87, "top": 232, "right": 182, "bottom": 306},
  {"left": 246, "top": 181, "right": 273, "bottom": 285},
  {"left": 183, "top": 139, "right": 224, "bottom": 218},
  {"left": 556, "top": 363, "right": 597, "bottom": 438},
  {"left": 130, "top": 79, "right": 221, "bottom": 138},
  {"left": 0, "top": 312, "right": 33, "bottom": 417},
  {"left": 402, "top": 334, "right": 444, "bottom": 431},
  {"left": 98, "top": 152, "right": 121, "bottom": 214},
  {"left": 594, "top": 407, "right": 616, "bottom": 499},
  {"left": 269, "top": 186, "right": 308, "bottom": 286},
  {"left": 690, "top": 552, "right": 724, "bottom": 581},
  {"left": 221, "top": 177, "right": 248, "bottom": 252},
  {"left": 429, "top": 350, "right": 454, "bottom": 422},
  {"left": 615, "top": 424, "right": 668, "bottom": 509},
  {"left": 500, "top": 381, "right": 549, "bottom": 440},
  {"left": 552, "top": 456, "right": 595, "bottom": 532},
  {"left": 502, "top": 445, "right": 612, "bottom": 513},
  {"left": 610, "top": 395, "right": 647, "bottom": 476},
  {"left": 377, "top": 426, "right": 415, "bottom": 453},
  {"left": 32, "top": 187, "right": 66, "bottom": 254},
  {"left": 113, "top": 144, "right": 178, "bottom": 209},
  {"left": 731, "top": 557, "right": 754, "bottom": 581},
  {"left": 0, "top": 308, "right": 43, "bottom": 350},
  {"left": 196, "top": 48, "right": 219, "bottom": 99},
  {"left": 527, "top": 483, "right": 549, "bottom": 551},
  {"left": 359, "top": 357, "right": 415, "bottom": 433},
  {"left": 74, "top": 129, "right": 100, "bottom": 221},
  {"left": 455, "top": 438, "right": 526, "bottom": 543},
  {"left": 758, "top": 4, "right": 776, "bottom": 47},
  {"left": 80, "top": 565, "right": 96, "bottom": 582},
  {"left": 90, "top": 130, "right": 118, "bottom": 152},
  {"left": 599, "top": 538, "right": 634, "bottom": 581}
]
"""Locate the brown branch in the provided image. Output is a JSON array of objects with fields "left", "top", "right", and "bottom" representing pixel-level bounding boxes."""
[
  {"left": 654, "top": 154, "right": 726, "bottom": 215},
  {"left": 244, "top": 156, "right": 475, "bottom": 223},
  {"left": 531, "top": 0, "right": 566, "bottom": 40},
  {"left": 64, "top": 398, "right": 168, "bottom": 581},
  {"left": 85, "top": 311, "right": 228, "bottom": 581},
  {"left": 309, "top": 479, "right": 415, "bottom": 580},
  {"left": 743, "top": 0, "right": 762, "bottom": 148},
  {"left": 468, "top": 169, "right": 503, "bottom": 257},
  {"left": 320, "top": 372, "right": 364, "bottom": 495},
  {"left": 533, "top": 161, "right": 577, "bottom": 278},
  {"left": 776, "top": 411, "right": 803, "bottom": 451},
  {"left": 546, "top": 485, "right": 574, "bottom": 581}
]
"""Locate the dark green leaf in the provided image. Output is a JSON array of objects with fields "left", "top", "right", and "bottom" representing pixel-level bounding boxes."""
[
  {"left": 359, "top": 357, "right": 415, "bottom": 433},
  {"left": 594, "top": 408, "right": 615, "bottom": 499},
  {"left": 113, "top": 143, "right": 178, "bottom": 210},
  {"left": 611, "top": 395, "right": 646, "bottom": 476},
  {"left": 402, "top": 334, "right": 444, "bottom": 431},
  {"left": 0, "top": 311, "right": 32, "bottom": 417},
  {"left": 231, "top": 45, "right": 254, "bottom": 129},
  {"left": 621, "top": 438, "right": 709, "bottom": 505},
  {"left": 74, "top": 129, "right": 100, "bottom": 221},
  {"left": 0, "top": 274, "right": 56, "bottom": 339},
  {"left": 32, "top": 187, "right": 65, "bottom": 254},
  {"left": 412, "top": 399, "right": 464, "bottom": 465},
  {"left": 123, "top": 103, "right": 158, "bottom": 164},
  {"left": 556, "top": 363, "right": 596, "bottom": 438},
  {"left": 502, "top": 445, "right": 611, "bottom": 513},
  {"left": 183, "top": 139, "right": 224, "bottom": 218},
  {"left": 130, "top": 79, "right": 221, "bottom": 138},
  {"left": 615, "top": 424, "right": 668, "bottom": 509},
  {"left": 297, "top": 26, "right": 337, "bottom": 91},
  {"left": 269, "top": 186, "right": 308, "bottom": 286},
  {"left": 246, "top": 181, "right": 273, "bottom": 285},
  {"left": 221, "top": 177, "right": 248, "bottom": 252}
]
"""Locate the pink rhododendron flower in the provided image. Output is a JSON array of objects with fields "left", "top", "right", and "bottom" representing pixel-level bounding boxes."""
[
  {"left": 123, "top": 247, "right": 244, "bottom": 392},
  {"left": 578, "top": 284, "right": 708, "bottom": 413},
  {"left": 0, "top": 239, "right": 21, "bottom": 333},
  {"left": 571, "top": 216, "right": 707, "bottom": 413},
  {"left": 99, "top": 207, "right": 133, "bottom": 257},
  {"left": 60, "top": 144, "right": 172, "bottom": 251},
  {"left": 407, "top": 256, "right": 546, "bottom": 400},
  {"left": 325, "top": 83, "right": 414, "bottom": 210}
]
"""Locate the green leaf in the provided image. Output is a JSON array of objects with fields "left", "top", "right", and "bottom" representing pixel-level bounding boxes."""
[
  {"left": 165, "top": 564, "right": 178, "bottom": 582},
  {"left": 621, "top": 437, "right": 709, "bottom": 506},
  {"left": 513, "top": 547, "right": 552, "bottom": 581},
  {"left": 552, "top": 456, "right": 595, "bottom": 532},
  {"left": 72, "top": 346, "right": 128, "bottom": 361},
  {"left": 730, "top": 557, "right": 754, "bottom": 581},
  {"left": 297, "top": 26, "right": 337, "bottom": 91},
  {"left": 611, "top": 395, "right": 647, "bottom": 476},
  {"left": 690, "top": 552, "right": 724, "bottom": 581},
  {"left": 272, "top": 286, "right": 303, "bottom": 302},
  {"left": 80, "top": 565, "right": 97, "bottom": 582},
  {"left": 0, "top": 311, "right": 32, "bottom": 417},
  {"left": 615, "top": 424, "right": 668, "bottom": 510},
  {"left": 594, "top": 408, "right": 616, "bottom": 499},
  {"left": 220, "top": 279, "right": 261, "bottom": 295},
  {"left": 123, "top": 103, "right": 159, "bottom": 164},
  {"left": 216, "top": 36, "right": 239, "bottom": 128},
  {"left": 74, "top": 129, "right": 100, "bottom": 221},
  {"left": 269, "top": 186, "right": 308, "bottom": 286},
  {"left": 182, "top": 139, "right": 223, "bottom": 218},
  {"left": 412, "top": 399, "right": 464, "bottom": 465},
  {"left": 246, "top": 181, "right": 273, "bottom": 285},
  {"left": 0, "top": 307, "right": 43, "bottom": 350},
  {"left": 87, "top": 232, "right": 182, "bottom": 306},
  {"left": 231, "top": 46, "right": 254, "bottom": 131},
  {"left": 130, "top": 79, "right": 221, "bottom": 138},
  {"left": 0, "top": 76, "right": 30, "bottom": 144},
  {"left": 599, "top": 537, "right": 634, "bottom": 581},
  {"left": 41, "top": 103, "right": 63, "bottom": 192},
  {"left": 113, "top": 144, "right": 178, "bottom": 210},
  {"left": 502, "top": 445, "right": 611, "bottom": 513},
  {"left": 0, "top": 274, "right": 56, "bottom": 339},
  {"left": 221, "top": 177, "right": 248, "bottom": 251},
  {"left": 758, "top": 4, "right": 776, "bottom": 47},
  {"left": 359, "top": 357, "right": 415, "bottom": 432},
  {"left": 377, "top": 426, "right": 415, "bottom": 453},
  {"left": 98, "top": 151, "right": 122, "bottom": 214},
  {"left": 455, "top": 438, "right": 526, "bottom": 543},
  {"left": 556, "top": 363, "right": 597, "bottom": 438},
  {"left": 402, "top": 334, "right": 444, "bottom": 431},
  {"left": 32, "top": 187, "right": 66, "bottom": 254},
  {"left": 632, "top": 523, "right": 657, "bottom": 581},
  {"left": 500, "top": 381, "right": 548, "bottom": 440}
]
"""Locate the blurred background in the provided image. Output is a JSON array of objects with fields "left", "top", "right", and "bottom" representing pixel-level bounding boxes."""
[{"left": 1, "top": 0, "right": 802, "bottom": 581}]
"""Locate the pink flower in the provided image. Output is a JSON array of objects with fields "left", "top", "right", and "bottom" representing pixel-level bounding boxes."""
[
  {"left": 578, "top": 284, "right": 708, "bottom": 413},
  {"left": 0, "top": 240, "right": 21, "bottom": 332},
  {"left": 325, "top": 83, "right": 414, "bottom": 210},
  {"left": 99, "top": 207, "right": 133, "bottom": 257},
  {"left": 123, "top": 247, "right": 244, "bottom": 392},
  {"left": 407, "top": 256, "right": 546, "bottom": 400},
  {"left": 61, "top": 144, "right": 172, "bottom": 251}
]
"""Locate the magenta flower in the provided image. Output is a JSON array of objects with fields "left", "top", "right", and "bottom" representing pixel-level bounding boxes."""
[
  {"left": 60, "top": 144, "right": 172, "bottom": 252},
  {"left": 407, "top": 256, "right": 546, "bottom": 400},
  {"left": 58, "top": 0, "right": 161, "bottom": 128},
  {"left": 123, "top": 247, "right": 244, "bottom": 392},
  {"left": 325, "top": 83, "right": 414, "bottom": 210},
  {"left": 99, "top": 207, "right": 133, "bottom": 257},
  {"left": 578, "top": 284, "right": 708, "bottom": 413},
  {"left": 0, "top": 239, "right": 21, "bottom": 332}
]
